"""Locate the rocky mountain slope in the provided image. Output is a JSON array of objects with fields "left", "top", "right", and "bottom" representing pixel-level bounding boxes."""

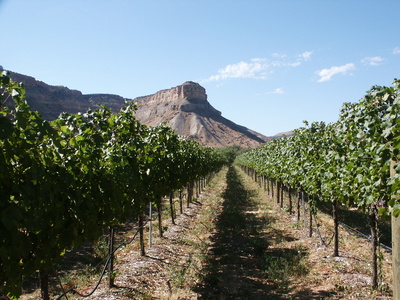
[
  {"left": 133, "top": 81, "right": 271, "bottom": 148},
  {"left": 8, "top": 72, "right": 126, "bottom": 120},
  {"left": 6, "top": 71, "right": 271, "bottom": 148}
]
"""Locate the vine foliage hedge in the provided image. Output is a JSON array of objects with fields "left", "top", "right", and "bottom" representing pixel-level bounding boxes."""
[
  {"left": 0, "top": 71, "right": 224, "bottom": 298},
  {"left": 236, "top": 79, "right": 400, "bottom": 288}
]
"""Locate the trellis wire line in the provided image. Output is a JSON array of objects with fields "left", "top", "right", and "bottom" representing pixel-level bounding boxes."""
[
  {"left": 339, "top": 221, "right": 392, "bottom": 252},
  {"left": 55, "top": 217, "right": 151, "bottom": 300},
  {"left": 56, "top": 189, "right": 204, "bottom": 299},
  {"left": 312, "top": 212, "right": 335, "bottom": 247}
]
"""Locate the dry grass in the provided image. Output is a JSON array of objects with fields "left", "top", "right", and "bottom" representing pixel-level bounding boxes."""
[{"left": 247, "top": 169, "right": 393, "bottom": 299}]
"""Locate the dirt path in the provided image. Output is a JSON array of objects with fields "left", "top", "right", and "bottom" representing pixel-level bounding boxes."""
[
  {"left": 193, "top": 165, "right": 273, "bottom": 299},
  {"left": 23, "top": 165, "right": 393, "bottom": 299},
  {"left": 87, "top": 165, "right": 275, "bottom": 299}
]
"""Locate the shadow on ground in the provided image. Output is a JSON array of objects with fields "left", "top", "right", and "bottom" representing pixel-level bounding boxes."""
[
  {"left": 194, "top": 166, "right": 292, "bottom": 299},
  {"left": 194, "top": 166, "right": 339, "bottom": 299}
]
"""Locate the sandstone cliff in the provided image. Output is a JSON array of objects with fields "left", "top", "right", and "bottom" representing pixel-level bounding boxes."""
[
  {"left": 8, "top": 72, "right": 127, "bottom": 120},
  {"left": 9, "top": 72, "right": 93, "bottom": 120},
  {"left": 133, "top": 81, "right": 271, "bottom": 148},
  {"left": 6, "top": 71, "right": 270, "bottom": 148}
]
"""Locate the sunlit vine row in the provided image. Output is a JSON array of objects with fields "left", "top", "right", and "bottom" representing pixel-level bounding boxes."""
[
  {"left": 0, "top": 72, "right": 225, "bottom": 298},
  {"left": 236, "top": 79, "right": 400, "bottom": 288}
]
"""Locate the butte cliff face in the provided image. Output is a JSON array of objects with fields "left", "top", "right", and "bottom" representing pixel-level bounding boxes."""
[
  {"left": 5, "top": 71, "right": 270, "bottom": 148},
  {"left": 8, "top": 72, "right": 127, "bottom": 120},
  {"left": 8, "top": 72, "right": 92, "bottom": 120},
  {"left": 133, "top": 81, "right": 271, "bottom": 148},
  {"left": 134, "top": 81, "right": 221, "bottom": 125}
]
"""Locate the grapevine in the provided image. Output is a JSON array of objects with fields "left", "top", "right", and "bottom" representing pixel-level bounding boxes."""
[
  {"left": 236, "top": 78, "right": 400, "bottom": 289},
  {"left": 0, "top": 71, "right": 224, "bottom": 298}
]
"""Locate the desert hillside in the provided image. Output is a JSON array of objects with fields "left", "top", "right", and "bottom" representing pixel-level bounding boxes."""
[
  {"left": 133, "top": 81, "right": 271, "bottom": 148},
  {"left": 7, "top": 71, "right": 271, "bottom": 148}
]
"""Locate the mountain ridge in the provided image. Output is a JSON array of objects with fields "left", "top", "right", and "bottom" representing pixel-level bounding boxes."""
[
  {"left": 132, "top": 81, "right": 271, "bottom": 147},
  {"left": 6, "top": 71, "right": 271, "bottom": 148}
]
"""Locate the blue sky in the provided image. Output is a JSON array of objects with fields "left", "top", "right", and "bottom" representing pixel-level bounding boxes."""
[{"left": 1, "top": 0, "right": 399, "bottom": 136}]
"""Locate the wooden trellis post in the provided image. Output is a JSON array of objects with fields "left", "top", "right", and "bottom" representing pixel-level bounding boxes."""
[{"left": 391, "top": 161, "right": 400, "bottom": 299}]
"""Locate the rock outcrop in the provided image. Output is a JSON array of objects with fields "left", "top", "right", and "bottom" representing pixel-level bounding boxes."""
[
  {"left": 7, "top": 72, "right": 127, "bottom": 120},
  {"left": 5, "top": 71, "right": 271, "bottom": 148},
  {"left": 133, "top": 81, "right": 271, "bottom": 148},
  {"left": 133, "top": 81, "right": 220, "bottom": 124},
  {"left": 8, "top": 72, "right": 93, "bottom": 120}
]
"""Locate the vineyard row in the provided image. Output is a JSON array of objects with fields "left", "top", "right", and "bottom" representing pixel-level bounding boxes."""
[
  {"left": 235, "top": 79, "right": 400, "bottom": 290},
  {"left": 0, "top": 72, "right": 228, "bottom": 299}
]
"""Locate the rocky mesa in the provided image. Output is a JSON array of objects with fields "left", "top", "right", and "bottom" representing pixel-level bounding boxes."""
[
  {"left": 6, "top": 71, "right": 270, "bottom": 148},
  {"left": 133, "top": 81, "right": 271, "bottom": 148},
  {"left": 8, "top": 72, "right": 127, "bottom": 120}
]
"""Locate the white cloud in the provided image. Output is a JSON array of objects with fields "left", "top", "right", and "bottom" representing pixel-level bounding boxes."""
[
  {"left": 300, "top": 51, "right": 313, "bottom": 61},
  {"left": 251, "top": 58, "right": 268, "bottom": 63},
  {"left": 267, "top": 88, "right": 284, "bottom": 94},
  {"left": 205, "top": 51, "right": 313, "bottom": 82},
  {"left": 361, "top": 56, "right": 384, "bottom": 66},
  {"left": 206, "top": 60, "right": 271, "bottom": 81},
  {"left": 316, "top": 63, "right": 355, "bottom": 82},
  {"left": 290, "top": 62, "right": 301, "bottom": 67},
  {"left": 393, "top": 47, "right": 400, "bottom": 55},
  {"left": 272, "top": 53, "right": 287, "bottom": 59}
]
